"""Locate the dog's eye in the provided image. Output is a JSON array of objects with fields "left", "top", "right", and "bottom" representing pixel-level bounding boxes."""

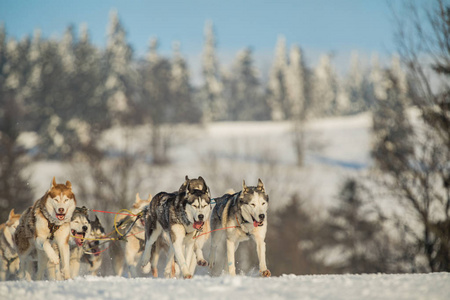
[
  {"left": 251, "top": 203, "right": 256, "bottom": 207},
  {"left": 262, "top": 202, "right": 266, "bottom": 205}
]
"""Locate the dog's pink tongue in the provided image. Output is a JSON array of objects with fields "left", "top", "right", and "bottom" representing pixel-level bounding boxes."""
[
  {"left": 74, "top": 233, "right": 84, "bottom": 246},
  {"left": 56, "top": 214, "right": 65, "bottom": 221},
  {"left": 193, "top": 221, "right": 204, "bottom": 230},
  {"left": 253, "top": 220, "right": 262, "bottom": 227}
]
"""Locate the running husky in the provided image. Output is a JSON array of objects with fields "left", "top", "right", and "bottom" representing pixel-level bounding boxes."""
[
  {"left": 209, "top": 179, "right": 271, "bottom": 277},
  {"left": 14, "top": 177, "right": 76, "bottom": 280},
  {"left": 140, "top": 176, "right": 212, "bottom": 279},
  {"left": 83, "top": 215, "right": 105, "bottom": 276},
  {"left": 111, "top": 193, "right": 151, "bottom": 277},
  {"left": 0, "top": 209, "right": 21, "bottom": 280},
  {"left": 68, "top": 206, "right": 91, "bottom": 278}
]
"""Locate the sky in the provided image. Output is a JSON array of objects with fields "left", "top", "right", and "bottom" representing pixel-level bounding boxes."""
[{"left": 0, "top": 0, "right": 403, "bottom": 81}]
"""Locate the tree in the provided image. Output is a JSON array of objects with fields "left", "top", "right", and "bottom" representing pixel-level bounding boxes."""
[
  {"left": 224, "top": 47, "right": 265, "bottom": 121},
  {"left": 341, "top": 51, "right": 368, "bottom": 115},
  {"left": 372, "top": 0, "right": 450, "bottom": 272},
  {"left": 201, "top": 21, "right": 224, "bottom": 122},
  {"left": 315, "top": 178, "right": 400, "bottom": 273},
  {"left": 267, "top": 36, "right": 288, "bottom": 120},
  {"left": 0, "top": 26, "right": 34, "bottom": 221},
  {"left": 266, "top": 194, "right": 328, "bottom": 275},
  {"left": 170, "top": 41, "right": 201, "bottom": 123},
  {"left": 104, "top": 10, "right": 135, "bottom": 126},
  {"left": 312, "top": 54, "right": 338, "bottom": 117}
]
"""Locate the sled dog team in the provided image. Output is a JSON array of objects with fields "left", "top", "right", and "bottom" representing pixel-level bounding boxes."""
[{"left": 0, "top": 176, "right": 270, "bottom": 280}]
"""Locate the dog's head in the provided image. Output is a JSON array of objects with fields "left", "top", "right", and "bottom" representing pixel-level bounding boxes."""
[
  {"left": 87, "top": 215, "right": 105, "bottom": 255},
  {"left": 179, "top": 175, "right": 211, "bottom": 229},
  {"left": 70, "top": 206, "right": 91, "bottom": 247},
  {"left": 5, "top": 209, "right": 21, "bottom": 238},
  {"left": 238, "top": 179, "right": 269, "bottom": 227},
  {"left": 45, "top": 177, "right": 76, "bottom": 222}
]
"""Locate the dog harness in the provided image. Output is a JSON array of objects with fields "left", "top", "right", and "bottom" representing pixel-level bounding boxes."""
[{"left": 48, "top": 222, "right": 61, "bottom": 240}]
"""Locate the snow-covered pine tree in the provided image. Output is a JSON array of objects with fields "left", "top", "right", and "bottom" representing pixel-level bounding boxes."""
[
  {"left": 104, "top": 10, "right": 134, "bottom": 125},
  {"left": 312, "top": 54, "right": 338, "bottom": 117},
  {"left": 201, "top": 21, "right": 224, "bottom": 122},
  {"left": 0, "top": 27, "right": 34, "bottom": 222},
  {"left": 267, "top": 36, "right": 288, "bottom": 120},
  {"left": 225, "top": 47, "right": 264, "bottom": 121},
  {"left": 143, "top": 38, "right": 172, "bottom": 165},
  {"left": 341, "top": 51, "right": 367, "bottom": 115},
  {"left": 170, "top": 41, "right": 201, "bottom": 123}
]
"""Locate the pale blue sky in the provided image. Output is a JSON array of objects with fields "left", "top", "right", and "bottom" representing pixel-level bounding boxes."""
[{"left": 0, "top": 0, "right": 404, "bottom": 80}]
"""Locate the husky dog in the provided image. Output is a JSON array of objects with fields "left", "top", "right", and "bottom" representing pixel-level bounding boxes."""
[
  {"left": 209, "top": 179, "right": 271, "bottom": 277},
  {"left": 140, "top": 176, "right": 212, "bottom": 279},
  {"left": 67, "top": 206, "right": 91, "bottom": 278},
  {"left": 0, "top": 209, "right": 21, "bottom": 280},
  {"left": 83, "top": 215, "right": 105, "bottom": 276},
  {"left": 111, "top": 193, "right": 151, "bottom": 277},
  {"left": 14, "top": 177, "right": 76, "bottom": 280}
]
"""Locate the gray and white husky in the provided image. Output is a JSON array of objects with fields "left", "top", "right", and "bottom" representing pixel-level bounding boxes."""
[
  {"left": 140, "top": 176, "right": 212, "bottom": 279},
  {"left": 209, "top": 179, "right": 271, "bottom": 277}
]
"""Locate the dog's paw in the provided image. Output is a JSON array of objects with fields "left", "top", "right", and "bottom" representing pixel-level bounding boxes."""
[
  {"left": 183, "top": 274, "right": 193, "bottom": 279},
  {"left": 197, "top": 259, "right": 208, "bottom": 267},
  {"left": 261, "top": 269, "right": 271, "bottom": 277},
  {"left": 151, "top": 267, "right": 158, "bottom": 278},
  {"left": 141, "top": 262, "right": 151, "bottom": 274},
  {"left": 48, "top": 253, "right": 60, "bottom": 265}
]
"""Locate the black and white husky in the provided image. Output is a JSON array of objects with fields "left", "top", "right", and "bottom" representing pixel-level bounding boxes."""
[
  {"left": 140, "top": 176, "right": 211, "bottom": 279},
  {"left": 209, "top": 179, "right": 271, "bottom": 277}
]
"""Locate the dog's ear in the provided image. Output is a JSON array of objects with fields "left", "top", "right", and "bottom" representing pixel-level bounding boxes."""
[
  {"left": 198, "top": 176, "right": 208, "bottom": 193},
  {"left": 185, "top": 175, "right": 190, "bottom": 181},
  {"left": 135, "top": 193, "right": 141, "bottom": 203},
  {"left": 51, "top": 176, "right": 57, "bottom": 188},
  {"left": 80, "top": 206, "right": 88, "bottom": 216},
  {"left": 147, "top": 193, "right": 152, "bottom": 202},
  {"left": 257, "top": 178, "right": 265, "bottom": 192},
  {"left": 243, "top": 180, "right": 249, "bottom": 193},
  {"left": 8, "top": 209, "right": 15, "bottom": 221},
  {"left": 66, "top": 180, "right": 72, "bottom": 189},
  {"left": 179, "top": 177, "right": 189, "bottom": 195},
  {"left": 95, "top": 215, "right": 100, "bottom": 224}
]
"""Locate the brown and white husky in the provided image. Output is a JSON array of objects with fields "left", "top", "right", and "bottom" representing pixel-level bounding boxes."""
[{"left": 14, "top": 177, "right": 76, "bottom": 280}]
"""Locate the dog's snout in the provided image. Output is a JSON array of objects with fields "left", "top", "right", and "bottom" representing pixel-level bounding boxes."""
[
  {"left": 198, "top": 214, "right": 204, "bottom": 221},
  {"left": 58, "top": 208, "right": 65, "bottom": 214},
  {"left": 82, "top": 225, "right": 88, "bottom": 232},
  {"left": 259, "top": 214, "right": 265, "bottom": 220}
]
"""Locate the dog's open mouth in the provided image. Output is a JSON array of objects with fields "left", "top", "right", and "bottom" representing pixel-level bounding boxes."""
[
  {"left": 56, "top": 213, "right": 66, "bottom": 221},
  {"left": 71, "top": 230, "right": 86, "bottom": 247},
  {"left": 193, "top": 221, "right": 204, "bottom": 230},
  {"left": 251, "top": 216, "right": 264, "bottom": 227}
]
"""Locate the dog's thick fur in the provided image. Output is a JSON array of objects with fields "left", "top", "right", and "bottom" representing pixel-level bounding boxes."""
[
  {"left": 67, "top": 206, "right": 91, "bottom": 278},
  {"left": 209, "top": 179, "right": 271, "bottom": 277},
  {"left": 14, "top": 177, "right": 76, "bottom": 280},
  {"left": 140, "top": 176, "right": 212, "bottom": 279},
  {"left": 0, "top": 209, "right": 21, "bottom": 280},
  {"left": 111, "top": 193, "right": 151, "bottom": 277},
  {"left": 83, "top": 215, "right": 105, "bottom": 276}
]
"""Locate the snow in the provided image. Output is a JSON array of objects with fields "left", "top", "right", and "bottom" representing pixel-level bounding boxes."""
[{"left": 1, "top": 273, "right": 449, "bottom": 300}]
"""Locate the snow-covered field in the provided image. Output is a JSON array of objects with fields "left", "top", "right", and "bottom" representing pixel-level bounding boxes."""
[{"left": 1, "top": 273, "right": 449, "bottom": 300}]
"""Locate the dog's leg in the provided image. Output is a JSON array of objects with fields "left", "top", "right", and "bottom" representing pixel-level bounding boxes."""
[
  {"left": 140, "top": 226, "right": 161, "bottom": 274},
  {"left": 170, "top": 224, "right": 191, "bottom": 279},
  {"left": 226, "top": 238, "right": 240, "bottom": 276},
  {"left": 125, "top": 237, "right": 139, "bottom": 278},
  {"left": 254, "top": 232, "right": 271, "bottom": 277},
  {"left": 70, "top": 250, "right": 81, "bottom": 279},
  {"left": 54, "top": 229, "right": 71, "bottom": 280},
  {"left": 163, "top": 246, "right": 175, "bottom": 278},
  {"left": 150, "top": 239, "right": 161, "bottom": 278},
  {"left": 0, "top": 255, "right": 6, "bottom": 281},
  {"left": 36, "top": 249, "right": 49, "bottom": 280}
]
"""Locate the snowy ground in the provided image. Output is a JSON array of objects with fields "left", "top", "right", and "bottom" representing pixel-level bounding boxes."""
[{"left": 1, "top": 273, "right": 449, "bottom": 300}]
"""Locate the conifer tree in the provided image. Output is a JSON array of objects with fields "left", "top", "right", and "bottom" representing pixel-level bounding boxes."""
[
  {"left": 267, "top": 36, "right": 287, "bottom": 120},
  {"left": 312, "top": 54, "right": 338, "bottom": 116}
]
